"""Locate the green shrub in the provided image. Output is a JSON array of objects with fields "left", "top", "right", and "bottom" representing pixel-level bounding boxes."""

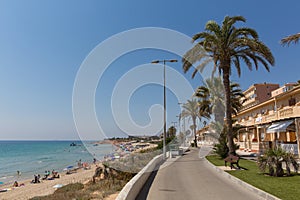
[
  {"left": 213, "top": 127, "right": 239, "bottom": 159},
  {"left": 258, "top": 146, "right": 299, "bottom": 177}
]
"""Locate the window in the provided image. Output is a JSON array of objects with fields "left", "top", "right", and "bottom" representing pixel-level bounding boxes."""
[{"left": 289, "top": 98, "right": 296, "bottom": 106}]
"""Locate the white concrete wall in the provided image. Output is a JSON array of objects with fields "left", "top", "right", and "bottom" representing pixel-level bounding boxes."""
[{"left": 116, "top": 154, "right": 164, "bottom": 200}]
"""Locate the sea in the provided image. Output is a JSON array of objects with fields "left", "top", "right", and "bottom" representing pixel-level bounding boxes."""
[{"left": 0, "top": 141, "right": 114, "bottom": 185}]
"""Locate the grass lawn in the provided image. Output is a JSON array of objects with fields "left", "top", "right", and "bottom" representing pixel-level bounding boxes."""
[{"left": 206, "top": 155, "right": 300, "bottom": 200}]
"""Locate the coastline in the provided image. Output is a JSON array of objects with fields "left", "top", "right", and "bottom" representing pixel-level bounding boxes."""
[
  {"left": 0, "top": 164, "right": 98, "bottom": 200},
  {"left": 0, "top": 139, "right": 159, "bottom": 199}
]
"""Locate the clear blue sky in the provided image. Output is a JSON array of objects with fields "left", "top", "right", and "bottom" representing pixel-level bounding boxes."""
[{"left": 1, "top": 0, "right": 300, "bottom": 140}]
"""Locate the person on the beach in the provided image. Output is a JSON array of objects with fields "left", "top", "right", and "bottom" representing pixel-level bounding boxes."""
[
  {"left": 51, "top": 170, "right": 60, "bottom": 178},
  {"left": 13, "top": 181, "right": 18, "bottom": 187},
  {"left": 17, "top": 170, "right": 21, "bottom": 178},
  {"left": 93, "top": 158, "right": 96, "bottom": 164},
  {"left": 12, "top": 180, "right": 24, "bottom": 187},
  {"left": 43, "top": 170, "right": 50, "bottom": 180},
  {"left": 31, "top": 175, "right": 40, "bottom": 183},
  {"left": 78, "top": 159, "right": 82, "bottom": 168}
]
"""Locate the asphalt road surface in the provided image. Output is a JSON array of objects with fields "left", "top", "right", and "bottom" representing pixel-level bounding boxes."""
[{"left": 137, "top": 146, "right": 263, "bottom": 200}]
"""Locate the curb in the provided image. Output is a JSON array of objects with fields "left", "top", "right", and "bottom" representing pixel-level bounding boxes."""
[
  {"left": 116, "top": 154, "right": 164, "bottom": 200},
  {"left": 204, "top": 158, "right": 281, "bottom": 200}
]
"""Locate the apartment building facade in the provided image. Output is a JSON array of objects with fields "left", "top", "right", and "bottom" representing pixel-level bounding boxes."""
[{"left": 234, "top": 83, "right": 300, "bottom": 156}]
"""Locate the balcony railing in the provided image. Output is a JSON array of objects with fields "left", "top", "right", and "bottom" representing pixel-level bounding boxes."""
[
  {"left": 235, "top": 105, "right": 300, "bottom": 127},
  {"left": 265, "top": 113, "right": 276, "bottom": 122},
  {"left": 279, "top": 107, "right": 293, "bottom": 118}
]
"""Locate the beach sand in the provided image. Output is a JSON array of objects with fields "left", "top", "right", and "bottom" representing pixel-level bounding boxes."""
[
  {"left": 0, "top": 165, "right": 98, "bottom": 200},
  {"left": 0, "top": 140, "right": 157, "bottom": 200}
]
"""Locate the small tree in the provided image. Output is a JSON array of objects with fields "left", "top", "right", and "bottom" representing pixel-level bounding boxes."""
[
  {"left": 181, "top": 99, "right": 200, "bottom": 147},
  {"left": 213, "top": 128, "right": 229, "bottom": 159},
  {"left": 167, "top": 126, "right": 177, "bottom": 138},
  {"left": 214, "top": 127, "right": 239, "bottom": 159},
  {"left": 258, "top": 146, "right": 299, "bottom": 177}
]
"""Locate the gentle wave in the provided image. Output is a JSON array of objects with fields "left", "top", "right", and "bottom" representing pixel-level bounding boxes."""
[
  {"left": 0, "top": 141, "right": 114, "bottom": 183},
  {"left": 0, "top": 176, "right": 14, "bottom": 180}
]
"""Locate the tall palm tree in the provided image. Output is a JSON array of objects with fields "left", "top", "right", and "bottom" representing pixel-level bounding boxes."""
[
  {"left": 181, "top": 99, "right": 200, "bottom": 147},
  {"left": 281, "top": 33, "right": 300, "bottom": 46},
  {"left": 195, "top": 77, "right": 224, "bottom": 123},
  {"left": 183, "top": 16, "right": 274, "bottom": 154},
  {"left": 230, "top": 82, "right": 246, "bottom": 115},
  {"left": 195, "top": 78, "right": 245, "bottom": 123}
]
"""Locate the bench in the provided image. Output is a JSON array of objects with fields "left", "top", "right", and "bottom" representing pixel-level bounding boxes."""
[{"left": 224, "top": 154, "right": 240, "bottom": 169}]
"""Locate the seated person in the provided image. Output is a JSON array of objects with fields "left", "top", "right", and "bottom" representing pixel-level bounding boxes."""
[
  {"left": 51, "top": 170, "right": 60, "bottom": 179},
  {"left": 13, "top": 181, "right": 18, "bottom": 187},
  {"left": 42, "top": 170, "right": 49, "bottom": 180},
  {"left": 31, "top": 175, "right": 40, "bottom": 184}
]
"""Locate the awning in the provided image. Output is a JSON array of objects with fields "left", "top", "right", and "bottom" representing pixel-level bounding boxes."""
[{"left": 266, "top": 120, "right": 294, "bottom": 133}]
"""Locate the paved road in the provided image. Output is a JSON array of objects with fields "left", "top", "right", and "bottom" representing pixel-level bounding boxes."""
[{"left": 137, "top": 146, "right": 263, "bottom": 200}]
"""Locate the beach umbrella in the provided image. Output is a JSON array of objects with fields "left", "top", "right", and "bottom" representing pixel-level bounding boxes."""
[
  {"left": 0, "top": 181, "right": 4, "bottom": 185},
  {"left": 63, "top": 165, "right": 74, "bottom": 171}
]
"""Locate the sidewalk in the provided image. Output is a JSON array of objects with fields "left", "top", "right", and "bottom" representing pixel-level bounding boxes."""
[{"left": 137, "top": 146, "right": 264, "bottom": 200}]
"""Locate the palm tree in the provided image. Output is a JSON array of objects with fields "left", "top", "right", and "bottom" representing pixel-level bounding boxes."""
[
  {"left": 258, "top": 146, "right": 299, "bottom": 177},
  {"left": 230, "top": 82, "right": 245, "bottom": 115},
  {"left": 195, "top": 77, "right": 224, "bottom": 123},
  {"left": 281, "top": 33, "right": 300, "bottom": 46},
  {"left": 195, "top": 77, "right": 245, "bottom": 131},
  {"left": 167, "top": 126, "right": 176, "bottom": 138},
  {"left": 183, "top": 16, "right": 274, "bottom": 155},
  {"left": 181, "top": 99, "right": 200, "bottom": 147}
]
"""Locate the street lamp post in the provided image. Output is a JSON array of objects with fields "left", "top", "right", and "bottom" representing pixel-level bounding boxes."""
[
  {"left": 176, "top": 115, "right": 181, "bottom": 134},
  {"left": 178, "top": 102, "right": 186, "bottom": 145},
  {"left": 171, "top": 121, "right": 177, "bottom": 128},
  {"left": 151, "top": 59, "right": 178, "bottom": 159}
]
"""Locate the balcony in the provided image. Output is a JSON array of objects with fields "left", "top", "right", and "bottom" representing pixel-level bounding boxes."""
[
  {"left": 279, "top": 107, "right": 294, "bottom": 118},
  {"left": 265, "top": 113, "right": 276, "bottom": 122},
  {"left": 235, "top": 105, "right": 300, "bottom": 127},
  {"left": 262, "top": 106, "right": 300, "bottom": 123}
]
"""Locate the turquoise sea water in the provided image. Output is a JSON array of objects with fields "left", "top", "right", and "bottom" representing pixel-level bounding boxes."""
[{"left": 0, "top": 141, "right": 114, "bottom": 184}]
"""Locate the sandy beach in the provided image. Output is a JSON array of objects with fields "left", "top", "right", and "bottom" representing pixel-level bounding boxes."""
[
  {"left": 0, "top": 140, "right": 158, "bottom": 200},
  {"left": 0, "top": 164, "right": 97, "bottom": 200}
]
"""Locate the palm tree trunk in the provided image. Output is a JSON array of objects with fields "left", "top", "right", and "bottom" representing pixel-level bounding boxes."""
[
  {"left": 214, "top": 101, "right": 225, "bottom": 123},
  {"left": 222, "top": 66, "right": 235, "bottom": 155},
  {"left": 193, "top": 117, "right": 197, "bottom": 148}
]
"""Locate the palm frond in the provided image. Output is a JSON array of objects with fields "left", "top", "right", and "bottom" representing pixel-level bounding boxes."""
[
  {"left": 232, "top": 55, "right": 241, "bottom": 76},
  {"left": 191, "top": 57, "right": 213, "bottom": 78},
  {"left": 225, "top": 16, "right": 246, "bottom": 28},
  {"left": 281, "top": 33, "right": 300, "bottom": 46}
]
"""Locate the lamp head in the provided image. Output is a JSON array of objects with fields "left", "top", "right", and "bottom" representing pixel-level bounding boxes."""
[{"left": 151, "top": 60, "right": 160, "bottom": 64}]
